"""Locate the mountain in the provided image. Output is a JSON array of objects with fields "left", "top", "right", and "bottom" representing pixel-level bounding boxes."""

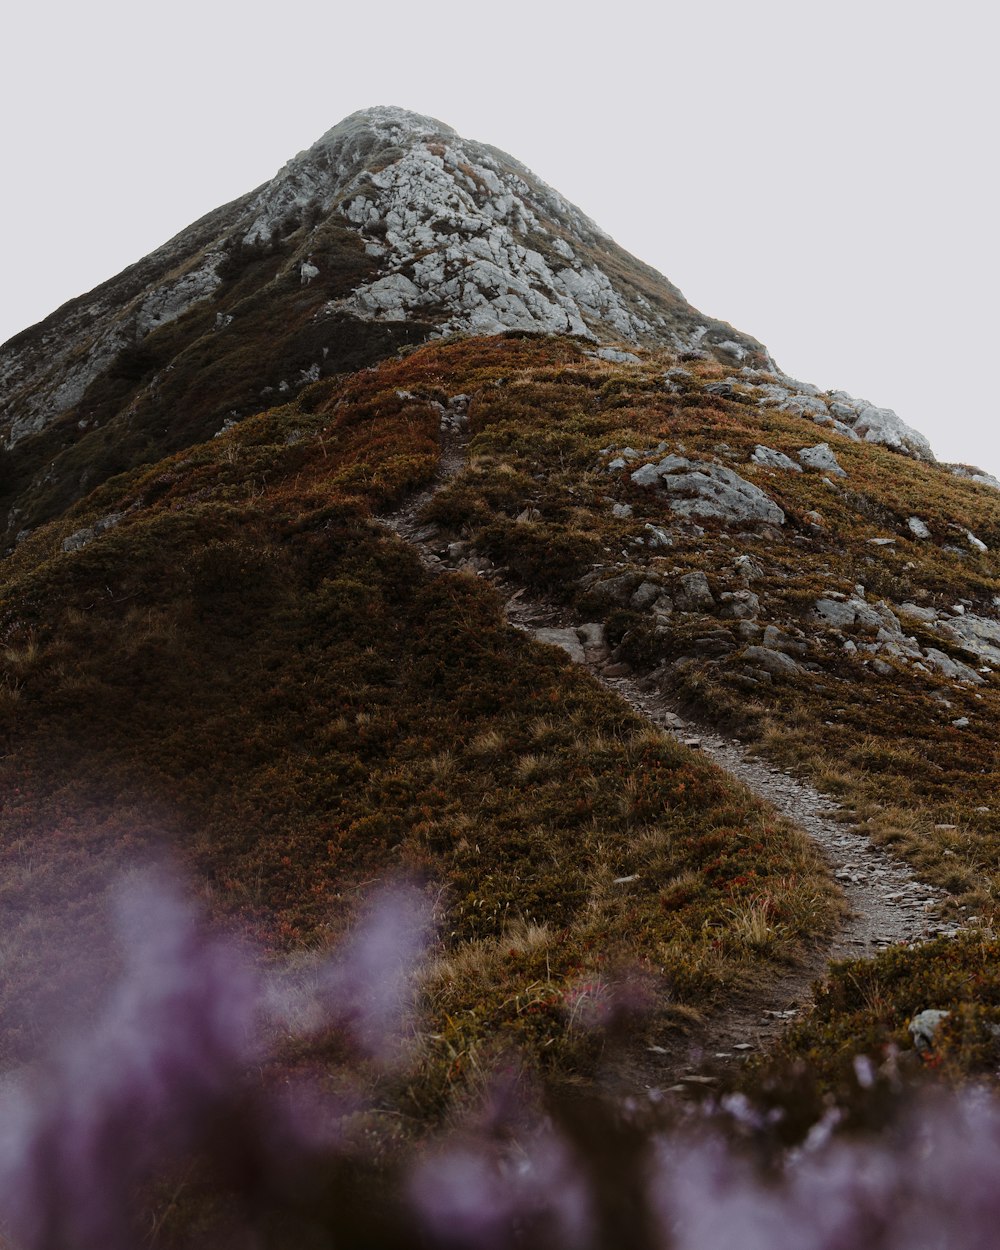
[
  {"left": 0, "top": 106, "right": 779, "bottom": 549},
  {"left": 1, "top": 105, "right": 1000, "bottom": 1178}
]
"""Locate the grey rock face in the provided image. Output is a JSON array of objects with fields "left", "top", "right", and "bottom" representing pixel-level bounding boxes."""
[
  {"left": 675, "top": 571, "right": 715, "bottom": 612},
  {"left": 922, "top": 648, "right": 984, "bottom": 684},
  {"left": 630, "top": 455, "right": 785, "bottom": 527},
  {"left": 853, "top": 405, "right": 935, "bottom": 461},
  {"left": 533, "top": 628, "right": 586, "bottom": 664},
  {"left": 594, "top": 347, "right": 641, "bottom": 363},
  {"left": 940, "top": 614, "right": 1000, "bottom": 665},
  {"left": 779, "top": 394, "right": 829, "bottom": 419},
  {"left": 798, "top": 443, "right": 846, "bottom": 476},
  {"left": 751, "top": 445, "right": 802, "bottom": 473},
  {"left": 948, "top": 464, "right": 1000, "bottom": 491},
  {"left": 813, "top": 598, "right": 884, "bottom": 630},
  {"left": 0, "top": 106, "right": 772, "bottom": 452},
  {"left": 742, "top": 646, "right": 802, "bottom": 679}
]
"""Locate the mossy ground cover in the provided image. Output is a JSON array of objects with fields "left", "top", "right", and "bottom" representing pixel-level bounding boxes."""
[{"left": 0, "top": 335, "right": 839, "bottom": 1118}]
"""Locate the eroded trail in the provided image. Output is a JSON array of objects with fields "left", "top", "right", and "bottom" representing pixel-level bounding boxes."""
[{"left": 377, "top": 428, "right": 950, "bottom": 1078}]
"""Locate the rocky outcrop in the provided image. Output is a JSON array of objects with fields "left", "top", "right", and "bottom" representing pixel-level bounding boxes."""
[
  {"left": 629, "top": 454, "right": 785, "bottom": 527},
  {"left": 752, "top": 375, "right": 936, "bottom": 462}
]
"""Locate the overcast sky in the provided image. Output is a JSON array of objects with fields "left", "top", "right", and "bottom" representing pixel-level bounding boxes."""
[{"left": 3, "top": 0, "right": 997, "bottom": 473}]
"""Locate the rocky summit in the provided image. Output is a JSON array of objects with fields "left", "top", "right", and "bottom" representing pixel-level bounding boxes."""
[{"left": 2, "top": 105, "right": 1000, "bottom": 1242}]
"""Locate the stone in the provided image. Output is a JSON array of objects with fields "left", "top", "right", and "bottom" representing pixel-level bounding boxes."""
[
  {"left": 940, "top": 614, "right": 1000, "bottom": 666},
  {"left": 908, "top": 1009, "right": 950, "bottom": 1054},
  {"left": 586, "top": 572, "right": 642, "bottom": 606},
  {"left": 719, "top": 590, "right": 761, "bottom": 620},
  {"left": 611, "top": 502, "right": 633, "bottom": 519},
  {"left": 595, "top": 347, "right": 640, "bottom": 364},
  {"left": 853, "top": 405, "right": 936, "bottom": 461},
  {"left": 576, "top": 622, "right": 606, "bottom": 647},
  {"left": 812, "top": 597, "right": 883, "bottom": 631},
  {"left": 631, "top": 455, "right": 785, "bottom": 527},
  {"left": 532, "top": 628, "right": 586, "bottom": 664},
  {"left": 62, "top": 526, "right": 96, "bottom": 553},
  {"left": 922, "top": 648, "right": 984, "bottom": 685},
  {"left": 907, "top": 517, "right": 931, "bottom": 539},
  {"left": 779, "top": 394, "right": 829, "bottom": 419},
  {"left": 643, "top": 523, "right": 673, "bottom": 548},
  {"left": 762, "top": 624, "right": 806, "bottom": 655},
  {"left": 742, "top": 646, "right": 802, "bottom": 679},
  {"left": 751, "top": 445, "right": 802, "bottom": 473},
  {"left": 951, "top": 717, "right": 970, "bottom": 728},
  {"left": 733, "top": 555, "right": 764, "bottom": 581},
  {"left": 967, "top": 531, "right": 988, "bottom": 553},
  {"left": 631, "top": 580, "right": 662, "bottom": 610},
  {"left": 798, "top": 443, "right": 846, "bottom": 476},
  {"left": 675, "top": 571, "right": 715, "bottom": 612}
]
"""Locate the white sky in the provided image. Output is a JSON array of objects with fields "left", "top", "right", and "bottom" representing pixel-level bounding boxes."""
[{"left": 2, "top": 0, "right": 997, "bottom": 473}]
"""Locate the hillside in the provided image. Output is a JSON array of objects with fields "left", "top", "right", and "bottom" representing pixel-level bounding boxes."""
[{"left": 2, "top": 106, "right": 1000, "bottom": 1244}]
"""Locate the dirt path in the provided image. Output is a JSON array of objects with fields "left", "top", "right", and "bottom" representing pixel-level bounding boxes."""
[{"left": 377, "top": 427, "right": 950, "bottom": 1084}]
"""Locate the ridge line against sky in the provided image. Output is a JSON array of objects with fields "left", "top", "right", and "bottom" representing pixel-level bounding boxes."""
[{"left": 2, "top": 0, "right": 997, "bottom": 475}]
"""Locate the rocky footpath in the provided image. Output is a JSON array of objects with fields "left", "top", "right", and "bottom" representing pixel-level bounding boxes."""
[{"left": 378, "top": 416, "right": 958, "bottom": 1079}]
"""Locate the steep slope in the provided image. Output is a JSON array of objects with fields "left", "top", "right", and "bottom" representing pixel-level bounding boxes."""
[
  {"left": 3, "top": 107, "right": 1000, "bottom": 1107},
  {"left": 0, "top": 336, "right": 844, "bottom": 1111},
  {"left": 0, "top": 106, "right": 771, "bottom": 550}
]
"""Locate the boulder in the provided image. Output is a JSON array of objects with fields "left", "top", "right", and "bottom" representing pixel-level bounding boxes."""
[
  {"left": 742, "top": 645, "right": 802, "bottom": 679},
  {"left": 585, "top": 572, "right": 643, "bottom": 606},
  {"left": 719, "top": 590, "right": 761, "bottom": 620},
  {"left": 908, "top": 1009, "right": 950, "bottom": 1054},
  {"left": 922, "top": 648, "right": 984, "bottom": 684},
  {"left": 533, "top": 628, "right": 586, "bottom": 664},
  {"left": 939, "top": 614, "right": 1000, "bottom": 666},
  {"left": 762, "top": 624, "right": 807, "bottom": 655},
  {"left": 853, "top": 405, "right": 936, "bottom": 461},
  {"left": 751, "top": 445, "right": 802, "bottom": 473},
  {"left": 675, "top": 571, "right": 715, "bottom": 612},
  {"left": 798, "top": 443, "right": 846, "bottom": 476},
  {"left": 630, "top": 455, "right": 785, "bottom": 527},
  {"left": 907, "top": 517, "right": 931, "bottom": 539},
  {"left": 631, "top": 580, "right": 662, "bottom": 610}
]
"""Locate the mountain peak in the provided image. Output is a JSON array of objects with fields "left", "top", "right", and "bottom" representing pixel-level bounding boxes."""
[{"left": 239, "top": 105, "right": 769, "bottom": 357}]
